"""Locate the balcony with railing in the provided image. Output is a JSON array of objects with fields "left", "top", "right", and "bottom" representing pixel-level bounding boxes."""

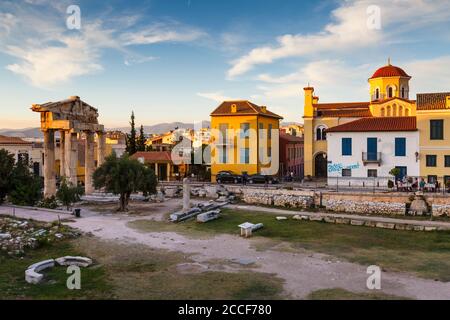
[{"left": 362, "top": 152, "right": 382, "bottom": 165}]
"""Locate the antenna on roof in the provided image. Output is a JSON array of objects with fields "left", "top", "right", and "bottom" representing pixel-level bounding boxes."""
[{"left": 387, "top": 57, "right": 391, "bottom": 66}]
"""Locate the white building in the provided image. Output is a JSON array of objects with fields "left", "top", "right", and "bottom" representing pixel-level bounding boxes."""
[
  {"left": 0, "top": 135, "right": 44, "bottom": 176},
  {"left": 326, "top": 117, "right": 420, "bottom": 187}
]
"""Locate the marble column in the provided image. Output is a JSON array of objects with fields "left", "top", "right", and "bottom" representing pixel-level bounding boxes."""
[
  {"left": 64, "top": 131, "right": 78, "bottom": 185},
  {"left": 59, "top": 130, "right": 66, "bottom": 178},
  {"left": 183, "top": 177, "right": 191, "bottom": 212},
  {"left": 97, "top": 131, "right": 106, "bottom": 167},
  {"left": 43, "top": 129, "right": 56, "bottom": 198},
  {"left": 85, "top": 131, "right": 95, "bottom": 194},
  {"left": 167, "top": 163, "right": 171, "bottom": 182}
]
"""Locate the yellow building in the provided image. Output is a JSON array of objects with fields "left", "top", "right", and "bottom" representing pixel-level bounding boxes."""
[
  {"left": 210, "top": 100, "right": 282, "bottom": 181},
  {"left": 416, "top": 93, "right": 450, "bottom": 186},
  {"left": 303, "top": 60, "right": 417, "bottom": 178}
]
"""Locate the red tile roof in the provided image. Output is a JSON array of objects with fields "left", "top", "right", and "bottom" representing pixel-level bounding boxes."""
[
  {"left": 210, "top": 100, "right": 283, "bottom": 119},
  {"left": 280, "top": 132, "right": 303, "bottom": 143},
  {"left": 0, "top": 135, "right": 32, "bottom": 145},
  {"left": 318, "top": 109, "right": 373, "bottom": 118},
  {"left": 315, "top": 102, "right": 370, "bottom": 110},
  {"left": 370, "top": 65, "right": 411, "bottom": 79},
  {"left": 313, "top": 102, "right": 372, "bottom": 118},
  {"left": 417, "top": 92, "right": 450, "bottom": 111},
  {"left": 326, "top": 117, "right": 417, "bottom": 133},
  {"left": 131, "top": 151, "right": 172, "bottom": 162}
]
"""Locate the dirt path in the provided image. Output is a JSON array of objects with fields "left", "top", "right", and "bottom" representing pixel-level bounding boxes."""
[{"left": 2, "top": 202, "right": 450, "bottom": 300}]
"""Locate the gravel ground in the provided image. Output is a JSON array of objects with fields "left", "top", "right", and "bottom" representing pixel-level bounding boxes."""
[{"left": 2, "top": 201, "right": 450, "bottom": 300}]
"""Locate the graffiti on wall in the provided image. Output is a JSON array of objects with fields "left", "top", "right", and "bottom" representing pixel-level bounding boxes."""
[{"left": 328, "top": 162, "right": 360, "bottom": 173}]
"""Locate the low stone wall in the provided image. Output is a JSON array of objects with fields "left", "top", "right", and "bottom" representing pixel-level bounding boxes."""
[
  {"left": 241, "top": 189, "right": 314, "bottom": 209},
  {"left": 290, "top": 214, "right": 442, "bottom": 232},
  {"left": 325, "top": 199, "right": 405, "bottom": 215},
  {"left": 273, "top": 194, "right": 314, "bottom": 209},
  {"left": 432, "top": 204, "right": 450, "bottom": 217}
]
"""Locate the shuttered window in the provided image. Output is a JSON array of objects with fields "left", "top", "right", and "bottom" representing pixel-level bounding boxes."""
[
  {"left": 395, "top": 138, "right": 406, "bottom": 156},
  {"left": 342, "top": 138, "right": 352, "bottom": 156}
]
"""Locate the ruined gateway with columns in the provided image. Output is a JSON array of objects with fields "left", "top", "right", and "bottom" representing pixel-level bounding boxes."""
[{"left": 32, "top": 96, "right": 106, "bottom": 198}]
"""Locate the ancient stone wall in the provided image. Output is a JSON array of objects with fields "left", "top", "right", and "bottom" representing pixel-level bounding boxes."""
[
  {"left": 432, "top": 204, "right": 450, "bottom": 217},
  {"left": 325, "top": 199, "right": 406, "bottom": 215}
]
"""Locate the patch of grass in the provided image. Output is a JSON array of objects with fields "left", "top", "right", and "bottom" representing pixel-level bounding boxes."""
[
  {"left": 307, "top": 288, "right": 410, "bottom": 300},
  {"left": 73, "top": 238, "right": 286, "bottom": 300},
  {"left": 1, "top": 236, "right": 286, "bottom": 300},
  {"left": 0, "top": 240, "right": 113, "bottom": 300},
  {"left": 130, "top": 209, "right": 450, "bottom": 282}
]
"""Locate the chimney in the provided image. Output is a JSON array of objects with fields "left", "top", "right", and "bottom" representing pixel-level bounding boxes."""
[
  {"left": 261, "top": 106, "right": 267, "bottom": 113},
  {"left": 231, "top": 104, "right": 237, "bottom": 113}
]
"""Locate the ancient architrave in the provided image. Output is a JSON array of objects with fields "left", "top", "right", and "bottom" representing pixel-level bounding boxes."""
[{"left": 32, "top": 96, "right": 106, "bottom": 197}]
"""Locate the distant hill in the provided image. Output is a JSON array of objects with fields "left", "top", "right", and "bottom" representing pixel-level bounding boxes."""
[
  {"left": 0, "top": 121, "right": 212, "bottom": 138},
  {"left": 0, "top": 127, "right": 43, "bottom": 138}
]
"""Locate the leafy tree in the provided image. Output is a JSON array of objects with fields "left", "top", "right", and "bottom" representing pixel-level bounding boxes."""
[
  {"left": 126, "top": 111, "right": 137, "bottom": 155},
  {"left": 93, "top": 153, "right": 157, "bottom": 211},
  {"left": 9, "top": 158, "right": 42, "bottom": 206},
  {"left": 0, "top": 149, "right": 15, "bottom": 204},
  {"left": 56, "top": 178, "right": 84, "bottom": 211},
  {"left": 389, "top": 168, "right": 401, "bottom": 178},
  {"left": 137, "top": 125, "right": 146, "bottom": 152}
]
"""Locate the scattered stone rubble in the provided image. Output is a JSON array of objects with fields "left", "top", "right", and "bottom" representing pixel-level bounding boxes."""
[
  {"left": 325, "top": 199, "right": 406, "bottom": 215},
  {"left": 25, "top": 256, "right": 93, "bottom": 284},
  {"left": 170, "top": 201, "right": 229, "bottom": 223},
  {"left": 432, "top": 204, "right": 450, "bottom": 217},
  {"left": 197, "top": 209, "right": 221, "bottom": 223},
  {"left": 0, "top": 217, "right": 81, "bottom": 256}
]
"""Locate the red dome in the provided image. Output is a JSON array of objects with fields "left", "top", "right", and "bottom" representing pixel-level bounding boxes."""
[{"left": 370, "top": 65, "right": 410, "bottom": 79}]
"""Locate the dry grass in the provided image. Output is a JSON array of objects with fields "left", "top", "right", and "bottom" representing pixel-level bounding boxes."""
[{"left": 307, "top": 288, "right": 410, "bottom": 300}]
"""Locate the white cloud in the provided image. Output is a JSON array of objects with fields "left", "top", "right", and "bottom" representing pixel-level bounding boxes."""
[
  {"left": 1, "top": 4, "right": 207, "bottom": 88},
  {"left": 124, "top": 55, "right": 157, "bottom": 66},
  {"left": 121, "top": 24, "right": 206, "bottom": 46},
  {"left": 256, "top": 60, "right": 371, "bottom": 100},
  {"left": 4, "top": 22, "right": 117, "bottom": 88},
  {"left": 197, "top": 92, "right": 234, "bottom": 102},
  {"left": 228, "top": 0, "right": 450, "bottom": 78},
  {"left": 0, "top": 13, "right": 17, "bottom": 36},
  {"left": 405, "top": 55, "right": 450, "bottom": 94}
]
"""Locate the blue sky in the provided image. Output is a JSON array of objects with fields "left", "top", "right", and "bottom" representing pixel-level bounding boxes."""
[{"left": 1, "top": 0, "right": 450, "bottom": 128}]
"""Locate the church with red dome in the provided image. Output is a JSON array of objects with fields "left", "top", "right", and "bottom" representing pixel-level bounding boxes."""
[{"left": 302, "top": 59, "right": 450, "bottom": 186}]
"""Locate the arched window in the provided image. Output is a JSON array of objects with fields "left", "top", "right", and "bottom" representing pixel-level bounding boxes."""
[
  {"left": 405, "top": 108, "right": 410, "bottom": 116},
  {"left": 388, "top": 86, "right": 394, "bottom": 98},
  {"left": 316, "top": 125, "right": 327, "bottom": 141},
  {"left": 398, "top": 105, "right": 403, "bottom": 116},
  {"left": 386, "top": 106, "right": 392, "bottom": 116},
  {"left": 380, "top": 108, "right": 385, "bottom": 117},
  {"left": 316, "top": 127, "right": 322, "bottom": 141},
  {"left": 401, "top": 87, "right": 406, "bottom": 99},
  {"left": 392, "top": 104, "right": 397, "bottom": 117},
  {"left": 375, "top": 88, "right": 380, "bottom": 100}
]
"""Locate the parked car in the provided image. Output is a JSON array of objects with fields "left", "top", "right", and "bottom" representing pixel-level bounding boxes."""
[
  {"left": 248, "top": 174, "right": 279, "bottom": 184},
  {"left": 216, "top": 171, "right": 242, "bottom": 184}
]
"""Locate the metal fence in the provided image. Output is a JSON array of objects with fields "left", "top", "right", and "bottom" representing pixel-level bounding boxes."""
[{"left": 325, "top": 176, "right": 450, "bottom": 195}]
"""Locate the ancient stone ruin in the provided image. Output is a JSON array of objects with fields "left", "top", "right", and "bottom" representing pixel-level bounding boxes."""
[{"left": 32, "top": 96, "right": 105, "bottom": 197}]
